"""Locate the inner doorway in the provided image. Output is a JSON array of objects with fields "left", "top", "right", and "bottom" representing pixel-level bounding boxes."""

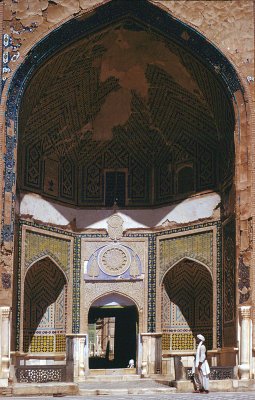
[{"left": 88, "top": 294, "right": 138, "bottom": 369}]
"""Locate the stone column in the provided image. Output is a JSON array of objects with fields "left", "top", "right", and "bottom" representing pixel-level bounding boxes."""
[
  {"left": 239, "top": 306, "right": 251, "bottom": 380},
  {"left": 76, "top": 334, "right": 88, "bottom": 378},
  {"left": 0, "top": 307, "right": 11, "bottom": 387},
  {"left": 140, "top": 333, "right": 162, "bottom": 376},
  {"left": 68, "top": 334, "right": 88, "bottom": 379},
  {"left": 137, "top": 334, "right": 143, "bottom": 374}
]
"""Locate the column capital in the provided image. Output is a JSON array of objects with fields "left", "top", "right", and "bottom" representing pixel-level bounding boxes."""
[
  {"left": 240, "top": 305, "right": 251, "bottom": 319},
  {"left": 0, "top": 306, "right": 11, "bottom": 319}
]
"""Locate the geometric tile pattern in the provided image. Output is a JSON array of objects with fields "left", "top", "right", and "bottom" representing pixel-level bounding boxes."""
[
  {"left": 15, "top": 222, "right": 75, "bottom": 350},
  {"left": 3, "top": 1, "right": 240, "bottom": 361},
  {"left": 23, "top": 258, "right": 67, "bottom": 353},
  {"left": 2, "top": 0, "right": 240, "bottom": 262},
  {"left": 159, "top": 231, "right": 213, "bottom": 282},
  {"left": 17, "top": 22, "right": 234, "bottom": 208},
  {"left": 171, "top": 333, "right": 195, "bottom": 351},
  {"left": 2, "top": 1, "right": 240, "bottom": 263},
  {"left": 223, "top": 234, "right": 236, "bottom": 323},
  {"left": 128, "top": 221, "right": 221, "bottom": 344},
  {"left": 238, "top": 255, "right": 250, "bottom": 304},
  {"left": 148, "top": 234, "right": 156, "bottom": 332},
  {"left": 72, "top": 236, "right": 81, "bottom": 334},
  {"left": 215, "top": 222, "right": 223, "bottom": 348},
  {"left": 25, "top": 231, "right": 71, "bottom": 278},
  {"left": 222, "top": 219, "right": 236, "bottom": 347},
  {"left": 16, "top": 221, "right": 109, "bottom": 349},
  {"left": 16, "top": 220, "right": 222, "bottom": 351},
  {"left": 16, "top": 366, "right": 66, "bottom": 383},
  {"left": 162, "top": 259, "right": 213, "bottom": 350}
]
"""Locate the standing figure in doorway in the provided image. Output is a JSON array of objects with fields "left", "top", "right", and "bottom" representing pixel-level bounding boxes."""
[{"left": 192, "top": 334, "right": 210, "bottom": 394}]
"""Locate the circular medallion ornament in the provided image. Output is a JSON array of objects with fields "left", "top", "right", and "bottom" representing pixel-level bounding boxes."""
[{"left": 98, "top": 244, "right": 131, "bottom": 276}]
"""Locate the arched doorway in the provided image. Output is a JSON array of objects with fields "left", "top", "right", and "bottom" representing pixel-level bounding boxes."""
[
  {"left": 23, "top": 257, "right": 67, "bottom": 354},
  {"left": 161, "top": 258, "right": 213, "bottom": 352},
  {"left": 88, "top": 294, "right": 138, "bottom": 369}
]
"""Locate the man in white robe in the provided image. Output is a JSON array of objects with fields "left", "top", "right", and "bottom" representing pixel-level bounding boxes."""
[{"left": 192, "top": 334, "right": 210, "bottom": 393}]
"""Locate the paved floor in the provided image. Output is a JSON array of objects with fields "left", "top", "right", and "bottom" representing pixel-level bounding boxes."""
[
  {"left": 7, "top": 393, "right": 255, "bottom": 399},
  {"left": 78, "top": 378, "right": 171, "bottom": 389}
]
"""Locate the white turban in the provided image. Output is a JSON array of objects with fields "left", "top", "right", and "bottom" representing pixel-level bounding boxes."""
[{"left": 197, "top": 334, "right": 205, "bottom": 342}]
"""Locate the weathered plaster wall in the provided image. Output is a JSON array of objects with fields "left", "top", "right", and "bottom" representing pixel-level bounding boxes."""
[
  {"left": 153, "top": 1, "right": 254, "bottom": 82},
  {"left": 18, "top": 191, "right": 220, "bottom": 230},
  {"left": 1, "top": 1, "right": 253, "bottom": 102},
  {"left": 2, "top": 1, "right": 253, "bottom": 93}
]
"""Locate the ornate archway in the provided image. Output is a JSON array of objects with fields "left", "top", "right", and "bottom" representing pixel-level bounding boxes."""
[
  {"left": 23, "top": 257, "right": 67, "bottom": 354},
  {"left": 161, "top": 258, "right": 213, "bottom": 352}
]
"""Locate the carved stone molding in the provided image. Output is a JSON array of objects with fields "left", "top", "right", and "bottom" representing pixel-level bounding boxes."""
[
  {"left": 1, "top": 272, "right": 11, "bottom": 289},
  {"left": 107, "top": 214, "right": 124, "bottom": 241},
  {"left": 98, "top": 244, "right": 131, "bottom": 276},
  {"left": 0, "top": 306, "right": 11, "bottom": 319},
  {"left": 85, "top": 242, "right": 143, "bottom": 280},
  {"left": 238, "top": 255, "right": 250, "bottom": 304},
  {"left": 85, "top": 281, "right": 144, "bottom": 310},
  {"left": 240, "top": 305, "right": 251, "bottom": 320}
]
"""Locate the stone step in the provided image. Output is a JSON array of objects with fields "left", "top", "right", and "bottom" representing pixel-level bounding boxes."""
[
  {"left": 0, "top": 386, "right": 13, "bottom": 397},
  {"left": 78, "top": 387, "right": 176, "bottom": 395},
  {"left": 78, "top": 378, "right": 176, "bottom": 396},
  {"left": 12, "top": 382, "right": 78, "bottom": 397},
  {"left": 88, "top": 368, "right": 136, "bottom": 376},
  {"left": 84, "top": 374, "right": 141, "bottom": 382}
]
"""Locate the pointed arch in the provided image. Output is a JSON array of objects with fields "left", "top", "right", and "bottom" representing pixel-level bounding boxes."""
[
  {"left": 25, "top": 254, "right": 68, "bottom": 283},
  {"left": 89, "top": 290, "right": 140, "bottom": 311},
  {"left": 161, "top": 258, "right": 213, "bottom": 351},
  {"left": 23, "top": 257, "right": 67, "bottom": 353},
  {"left": 160, "top": 256, "right": 213, "bottom": 285}
]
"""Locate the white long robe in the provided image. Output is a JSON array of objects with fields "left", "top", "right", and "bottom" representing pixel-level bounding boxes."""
[{"left": 195, "top": 341, "right": 210, "bottom": 376}]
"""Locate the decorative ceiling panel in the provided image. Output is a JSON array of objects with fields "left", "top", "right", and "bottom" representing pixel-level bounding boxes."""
[{"left": 18, "top": 20, "right": 234, "bottom": 207}]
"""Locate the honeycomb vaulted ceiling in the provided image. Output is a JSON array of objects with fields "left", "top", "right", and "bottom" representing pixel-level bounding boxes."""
[{"left": 19, "top": 19, "right": 235, "bottom": 207}]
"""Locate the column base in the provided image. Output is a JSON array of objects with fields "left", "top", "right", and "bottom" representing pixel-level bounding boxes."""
[
  {"left": 0, "top": 378, "right": 8, "bottom": 387},
  {"left": 238, "top": 363, "right": 250, "bottom": 380}
]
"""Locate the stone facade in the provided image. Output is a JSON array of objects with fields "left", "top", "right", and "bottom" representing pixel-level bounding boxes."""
[{"left": 0, "top": 0, "right": 254, "bottom": 389}]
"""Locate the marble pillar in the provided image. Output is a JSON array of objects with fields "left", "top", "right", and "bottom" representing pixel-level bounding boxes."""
[
  {"left": 72, "top": 334, "right": 88, "bottom": 378},
  {"left": 140, "top": 333, "right": 162, "bottom": 376},
  {"left": 0, "top": 307, "right": 11, "bottom": 387},
  {"left": 239, "top": 306, "right": 251, "bottom": 380}
]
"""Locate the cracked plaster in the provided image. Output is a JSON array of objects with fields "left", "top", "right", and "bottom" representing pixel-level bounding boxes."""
[
  {"left": 2, "top": 0, "right": 254, "bottom": 89},
  {"left": 153, "top": 0, "right": 254, "bottom": 82}
]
